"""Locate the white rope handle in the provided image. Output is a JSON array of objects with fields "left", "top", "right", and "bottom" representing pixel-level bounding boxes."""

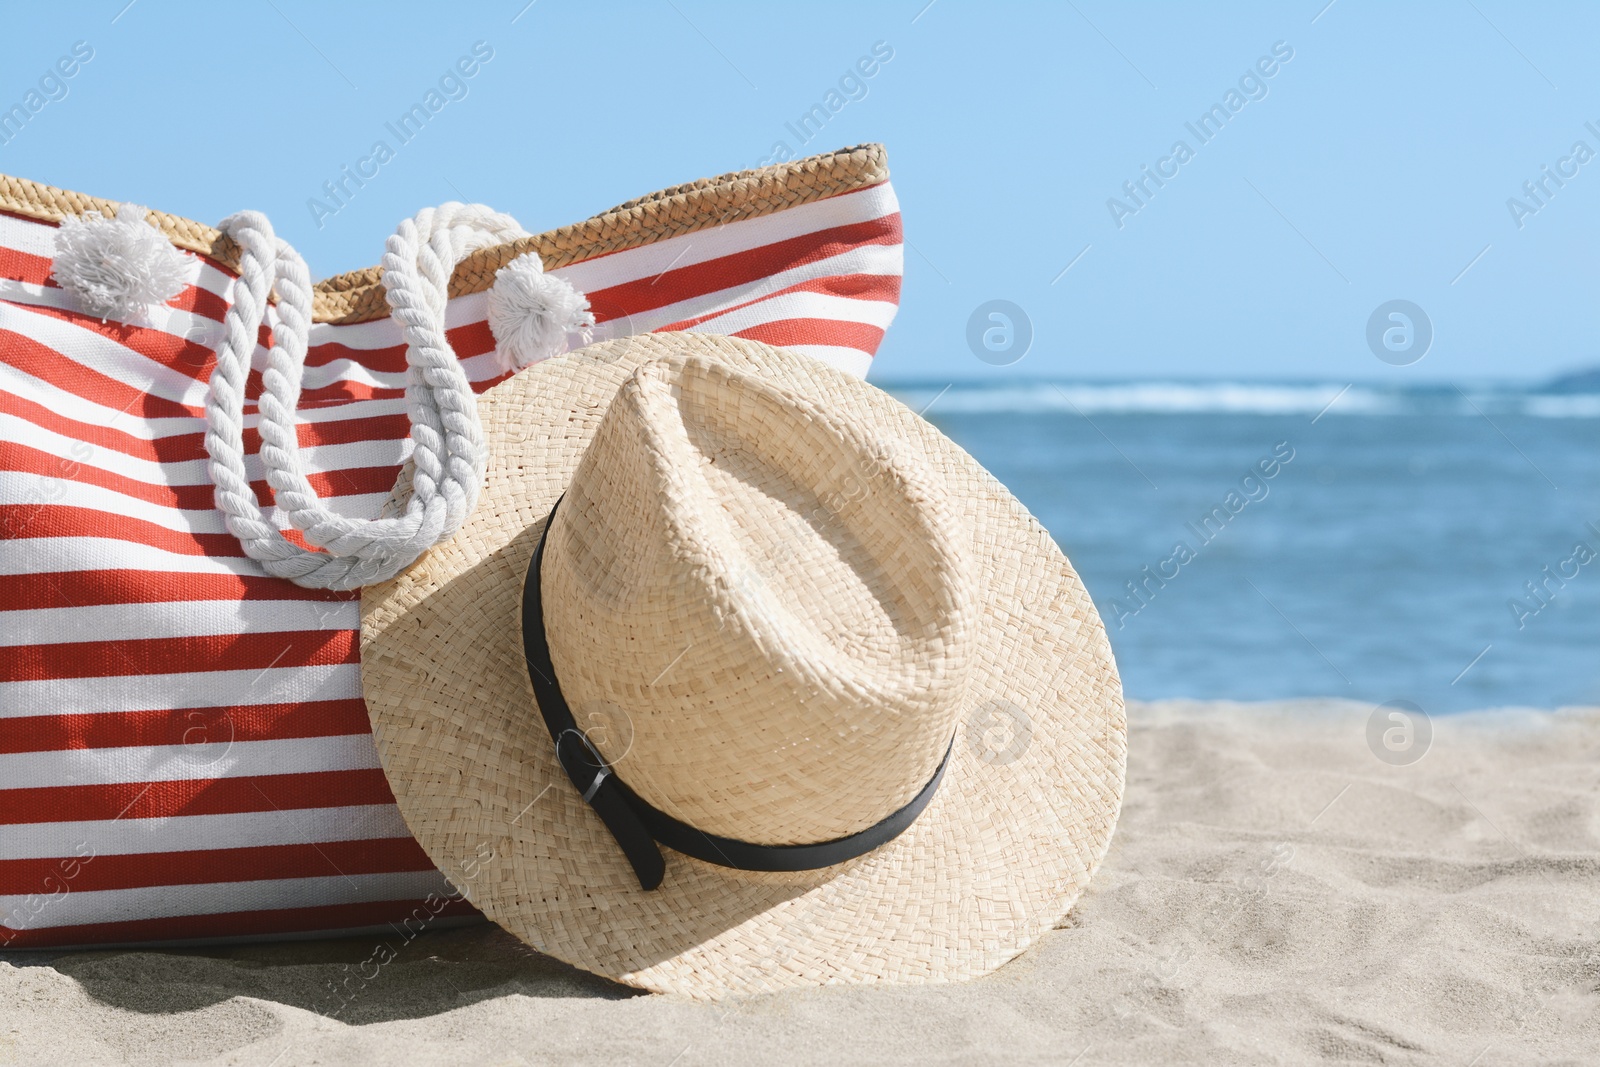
[{"left": 204, "top": 204, "right": 533, "bottom": 590}]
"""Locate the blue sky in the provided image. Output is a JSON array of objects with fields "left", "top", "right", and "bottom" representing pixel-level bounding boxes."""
[{"left": 2, "top": 1, "right": 1596, "bottom": 383}]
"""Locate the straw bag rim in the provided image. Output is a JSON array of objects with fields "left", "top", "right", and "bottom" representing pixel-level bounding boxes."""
[{"left": 0, "top": 143, "right": 888, "bottom": 325}]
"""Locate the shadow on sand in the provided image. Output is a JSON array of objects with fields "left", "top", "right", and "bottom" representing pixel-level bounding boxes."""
[{"left": 2, "top": 921, "right": 639, "bottom": 1025}]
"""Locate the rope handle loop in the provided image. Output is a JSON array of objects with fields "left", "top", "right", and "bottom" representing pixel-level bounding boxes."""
[{"left": 204, "top": 204, "right": 532, "bottom": 590}]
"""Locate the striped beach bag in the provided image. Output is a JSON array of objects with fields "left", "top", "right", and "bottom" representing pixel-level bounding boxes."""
[{"left": 0, "top": 144, "right": 903, "bottom": 946}]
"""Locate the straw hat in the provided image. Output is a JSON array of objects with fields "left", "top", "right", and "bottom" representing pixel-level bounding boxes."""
[{"left": 359, "top": 332, "right": 1125, "bottom": 999}]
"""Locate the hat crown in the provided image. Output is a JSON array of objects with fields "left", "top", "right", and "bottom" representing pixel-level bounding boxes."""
[{"left": 541, "top": 354, "right": 976, "bottom": 845}]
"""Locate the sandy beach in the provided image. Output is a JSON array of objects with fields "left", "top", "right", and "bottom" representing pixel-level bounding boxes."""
[{"left": 3, "top": 698, "right": 1597, "bottom": 1066}]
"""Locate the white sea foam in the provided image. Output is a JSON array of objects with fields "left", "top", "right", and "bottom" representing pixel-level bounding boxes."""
[
  {"left": 1521, "top": 394, "right": 1600, "bottom": 418},
  {"left": 882, "top": 381, "right": 1600, "bottom": 418}
]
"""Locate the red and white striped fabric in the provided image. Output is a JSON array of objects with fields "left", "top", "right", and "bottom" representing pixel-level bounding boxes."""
[{"left": 0, "top": 178, "right": 902, "bottom": 947}]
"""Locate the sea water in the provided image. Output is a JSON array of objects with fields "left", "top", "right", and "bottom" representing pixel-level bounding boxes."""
[{"left": 884, "top": 380, "right": 1600, "bottom": 713}]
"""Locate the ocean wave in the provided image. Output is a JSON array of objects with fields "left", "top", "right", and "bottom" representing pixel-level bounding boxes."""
[
  {"left": 882, "top": 381, "right": 1600, "bottom": 418},
  {"left": 1521, "top": 394, "right": 1600, "bottom": 418}
]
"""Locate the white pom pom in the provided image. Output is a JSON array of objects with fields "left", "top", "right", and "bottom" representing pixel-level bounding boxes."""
[
  {"left": 487, "top": 252, "right": 595, "bottom": 373},
  {"left": 51, "top": 203, "right": 189, "bottom": 321}
]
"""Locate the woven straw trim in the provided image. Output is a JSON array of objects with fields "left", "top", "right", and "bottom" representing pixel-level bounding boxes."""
[
  {"left": 0, "top": 144, "right": 887, "bottom": 325},
  {"left": 0, "top": 178, "right": 246, "bottom": 277},
  {"left": 360, "top": 333, "right": 1127, "bottom": 999}
]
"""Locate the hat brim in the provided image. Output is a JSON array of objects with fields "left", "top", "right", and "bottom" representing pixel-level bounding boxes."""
[{"left": 359, "top": 333, "right": 1125, "bottom": 999}]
